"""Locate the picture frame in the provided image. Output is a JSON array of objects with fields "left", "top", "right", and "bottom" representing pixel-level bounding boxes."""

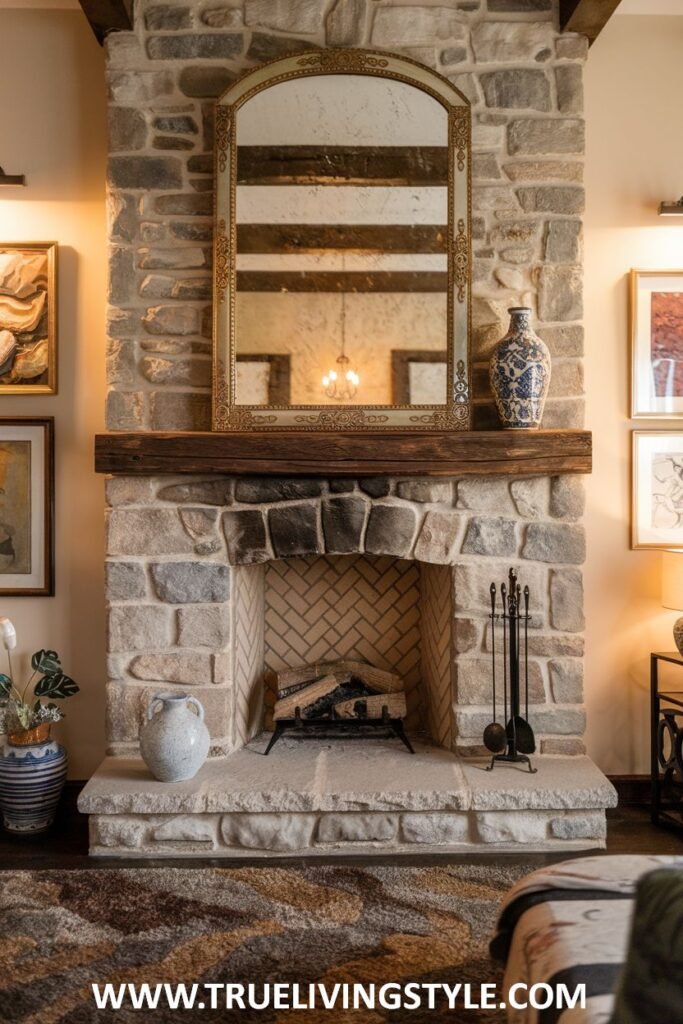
[
  {"left": 391, "top": 350, "right": 447, "bottom": 405},
  {"left": 631, "top": 269, "right": 683, "bottom": 418},
  {"left": 632, "top": 430, "right": 683, "bottom": 549},
  {"left": 0, "top": 242, "right": 57, "bottom": 395},
  {"left": 236, "top": 353, "right": 291, "bottom": 405},
  {"left": 0, "top": 418, "right": 54, "bottom": 595}
]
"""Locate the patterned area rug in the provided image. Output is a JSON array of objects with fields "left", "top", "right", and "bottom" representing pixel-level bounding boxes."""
[{"left": 0, "top": 862, "right": 533, "bottom": 1023}]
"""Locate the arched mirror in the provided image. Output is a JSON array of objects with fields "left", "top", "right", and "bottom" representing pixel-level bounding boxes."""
[{"left": 213, "top": 50, "right": 471, "bottom": 431}]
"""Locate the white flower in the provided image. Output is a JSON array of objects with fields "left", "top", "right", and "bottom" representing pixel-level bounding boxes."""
[{"left": 0, "top": 617, "right": 16, "bottom": 650}]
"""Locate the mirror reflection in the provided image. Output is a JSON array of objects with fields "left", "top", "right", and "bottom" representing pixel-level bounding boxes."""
[{"left": 234, "top": 74, "right": 449, "bottom": 407}]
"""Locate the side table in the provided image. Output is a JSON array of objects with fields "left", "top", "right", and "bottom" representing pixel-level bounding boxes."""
[{"left": 651, "top": 651, "right": 683, "bottom": 829}]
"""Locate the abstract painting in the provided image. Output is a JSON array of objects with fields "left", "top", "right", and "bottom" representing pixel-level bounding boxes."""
[
  {"left": 0, "top": 419, "right": 54, "bottom": 595},
  {"left": 0, "top": 243, "right": 57, "bottom": 394},
  {"left": 631, "top": 270, "right": 683, "bottom": 418}
]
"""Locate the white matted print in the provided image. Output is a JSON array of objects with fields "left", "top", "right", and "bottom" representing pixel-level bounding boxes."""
[
  {"left": 0, "top": 419, "right": 53, "bottom": 594},
  {"left": 632, "top": 431, "right": 683, "bottom": 549},
  {"left": 631, "top": 270, "right": 683, "bottom": 417}
]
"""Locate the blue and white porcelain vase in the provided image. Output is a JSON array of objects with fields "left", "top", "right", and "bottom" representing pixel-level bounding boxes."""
[
  {"left": 0, "top": 733, "right": 67, "bottom": 833},
  {"left": 140, "top": 692, "right": 210, "bottom": 783},
  {"left": 489, "top": 307, "right": 551, "bottom": 429}
]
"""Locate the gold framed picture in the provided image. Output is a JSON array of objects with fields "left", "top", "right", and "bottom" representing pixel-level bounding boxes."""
[
  {"left": 631, "top": 269, "right": 683, "bottom": 418},
  {"left": 632, "top": 430, "right": 683, "bottom": 549},
  {"left": 0, "top": 418, "right": 54, "bottom": 595},
  {"left": 0, "top": 242, "right": 57, "bottom": 394}
]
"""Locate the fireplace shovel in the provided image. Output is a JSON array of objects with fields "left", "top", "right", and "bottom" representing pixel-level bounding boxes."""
[{"left": 483, "top": 583, "right": 506, "bottom": 754}]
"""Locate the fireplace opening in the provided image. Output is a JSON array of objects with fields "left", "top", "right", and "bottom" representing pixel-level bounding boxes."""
[{"left": 231, "top": 554, "right": 454, "bottom": 754}]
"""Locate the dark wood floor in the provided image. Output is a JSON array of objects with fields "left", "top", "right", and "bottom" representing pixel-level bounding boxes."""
[{"left": 0, "top": 785, "right": 680, "bottom": 870}]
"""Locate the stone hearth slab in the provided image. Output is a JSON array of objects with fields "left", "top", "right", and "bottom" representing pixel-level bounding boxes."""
[
  {"left": 79, "top": 737, "right": 470, "bottom": 815},
  {"left": 79, "top": 744, "right": 616, "bottom": 857},
  {"left": 461, "top": 757, "right": 618, "bottom": 811}
]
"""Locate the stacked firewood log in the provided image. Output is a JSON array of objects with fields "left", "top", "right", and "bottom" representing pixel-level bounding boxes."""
[{"left": 264, "top": 660, "right": 406, "bottom": 722}]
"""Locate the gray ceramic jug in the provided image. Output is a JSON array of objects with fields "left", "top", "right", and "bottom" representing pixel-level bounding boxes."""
[{"left": 140, "top": 692, "right": 210, "bottom": 783}]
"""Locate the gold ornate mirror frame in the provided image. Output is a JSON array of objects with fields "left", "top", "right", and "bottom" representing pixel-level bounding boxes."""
[{"left": 212, "top": 49, "right": 471, "bottom": 432}]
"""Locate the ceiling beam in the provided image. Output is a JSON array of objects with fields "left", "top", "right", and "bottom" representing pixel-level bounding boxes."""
[
  {"left": 78, "top": 0, "right": 133, "bottom": 45},
  {"left": 560, "top": 0, "right": 623, "bottom": 44}
]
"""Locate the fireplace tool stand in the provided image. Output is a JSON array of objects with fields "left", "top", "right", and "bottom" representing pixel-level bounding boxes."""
[{"left": 484, "top": 568, "right": 537, "bottom": 774}]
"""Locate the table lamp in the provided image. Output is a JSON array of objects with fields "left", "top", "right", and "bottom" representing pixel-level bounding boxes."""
[{"left": 662, "top": 552, "right": 683, "bottom": 655}]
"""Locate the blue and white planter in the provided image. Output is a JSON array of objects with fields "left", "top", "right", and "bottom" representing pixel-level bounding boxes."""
[
  {"left": 0, "top": 738, "right": 67, "bottom": 833},
  {"left": 489, "top": 307, "right": 551, "bottom": 429}
]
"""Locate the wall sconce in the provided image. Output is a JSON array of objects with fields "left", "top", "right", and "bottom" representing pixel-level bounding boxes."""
[
  {"left": 659, "top": 197, "right": 683, "bottom": 217},
  {"left": 0, "top": 165, "right": 26, "bottom": 187}
]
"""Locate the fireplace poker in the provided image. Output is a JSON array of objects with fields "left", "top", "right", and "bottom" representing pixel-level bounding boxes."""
[{"left": 483, "top": 583, "right": 506, "bottom": 754}]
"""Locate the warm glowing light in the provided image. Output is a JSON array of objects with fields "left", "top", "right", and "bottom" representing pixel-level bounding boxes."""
[{"left": 321, "top": 293, "right": 359, "bottom": 401}]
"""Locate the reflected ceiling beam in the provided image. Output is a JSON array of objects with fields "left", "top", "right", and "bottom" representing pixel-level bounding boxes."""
[
  {"left": 559, "top": 0, "right": 623, "bottom": 45},
  {"left": 236, "top": 271, "right": 448, "bottom": 293},
  {"left": 237, "top": 147, "right": 449, "bottom": 187},
  {"left": 77, "top": 0, "right": 133, "bottom": 44},
  {"left": 237, "top": 225, "right": 448, "bottom": 254}
]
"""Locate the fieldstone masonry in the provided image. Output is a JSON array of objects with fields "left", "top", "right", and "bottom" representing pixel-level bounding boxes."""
[
  {"left": 88, "top": 0, "right": 606, "bottom": 853},
  {"left": 105, "top": 473, "right": 587, "bottom": 759},
  {"left": 105, "top": 0, "right": 586, "bottom": 432}
]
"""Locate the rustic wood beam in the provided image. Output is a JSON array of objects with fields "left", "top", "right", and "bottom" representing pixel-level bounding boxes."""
[
  {"left": 78, "top": 0, "right": 133, "bottom": 44},
  {"left": 236, "top": 270, "right": 447, "bottom": 293},
  {"left": 94, "top": 430, "right": 593, "bottom": 477},
  {"left": 237, "top": 224, "right": 448, "bottom": 254},
  {"left": 237, "top": 146, "right": 448, "bottom": 187},
  {"left": 559, "top": 0, "right": 623, "bottom": 45}
]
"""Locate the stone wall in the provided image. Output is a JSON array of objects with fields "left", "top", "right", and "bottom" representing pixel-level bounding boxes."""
[
  {"left": 105, "top": 473, "right": 587, "bottom": 758},
  {"left": 105, "top": 0, "right": 586, "bottom": 431},
  {"left": 103, "top": 0, "right": 589, "bottom": 761}
]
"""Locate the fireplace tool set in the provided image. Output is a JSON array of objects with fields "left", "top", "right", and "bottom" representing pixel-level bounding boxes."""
[{"left": 483, "top": 567, "right": 537, "bottom": 774}]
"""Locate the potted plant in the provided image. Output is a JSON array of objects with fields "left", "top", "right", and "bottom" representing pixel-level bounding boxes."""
[{"left": 0, "top": 618, "right": 79, "bottom": 833}]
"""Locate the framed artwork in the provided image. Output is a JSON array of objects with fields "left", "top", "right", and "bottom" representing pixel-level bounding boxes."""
[
  {"left": 236, "top": 354, "right": 291, "bottom": 405},
  {"left": 631, "top": 269, "right": 683, "bottom": 418},
  {"left": 391, "top": 350, "right": 448, "bottom": 405},
  {"left": 0, "top": 242, "right": 57, "bottom": 394},
  {"left": 0, "top": 419, "right": 54, "bottom": 595},
  {"left": 631, "top": 430, "right": 683, "bottom": 549}
]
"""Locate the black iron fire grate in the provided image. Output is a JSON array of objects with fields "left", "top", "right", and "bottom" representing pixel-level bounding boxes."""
[{"left": 263, "top": 705, "right": 415, "bottom": 755}]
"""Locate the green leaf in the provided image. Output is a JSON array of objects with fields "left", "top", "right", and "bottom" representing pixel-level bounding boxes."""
[
  {"left": 0, "top": 674, "right": 11, "bottom": 699},
  {"left": 31, "top": 650, "right": 61, "bottom": 674},
  {"left": 16, "top": 703, "right": 32, "bottom": 729},
  {"left": 34, "top": 672, "right": 79, "bottom": 700}
]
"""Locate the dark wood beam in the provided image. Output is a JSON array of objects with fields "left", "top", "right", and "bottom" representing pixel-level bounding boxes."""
[
  {"left": 94, "top": 430, "right": 592, "bottom": 477},
  {"left": 560, "top": 0, "right": 623, "bottom": 45},
  {"left": 237, "top": 225, "right": 448, "bottom": 255},
  {"left": 78, "top": 0, "right": 133, "bottom": 45},
  {"left": 236, "top": 271, "right": 447, "bottom": 293},
  {"left": 237, "top": 147, "right": 448, "bottom": 187}
]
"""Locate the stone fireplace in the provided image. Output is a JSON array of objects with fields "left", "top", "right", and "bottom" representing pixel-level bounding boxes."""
[
  {"left": 80, "top": 473, "right": 615, "bottom": 855},
  {"left": 78, "top": 1, "right": 617, "bottom": 854}
]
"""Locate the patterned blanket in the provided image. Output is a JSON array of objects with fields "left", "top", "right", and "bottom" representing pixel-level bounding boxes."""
[{"left": 490, "top": 855, "right": 683, "bottom": 1024}]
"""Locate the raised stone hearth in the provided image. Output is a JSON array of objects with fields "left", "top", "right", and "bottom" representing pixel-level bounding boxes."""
[{"left": 81, "top": 742, "right": 615, "bottom": 857}]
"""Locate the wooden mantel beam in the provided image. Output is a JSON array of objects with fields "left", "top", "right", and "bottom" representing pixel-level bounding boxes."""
[
  {"left": 94, "top": 430, "right": 593, "bottom": 478},
  {"left": 78, "top": 0, "right": 133, "bottom": 45},
  {"left": 560, "top": 0, "right": 623, "bottom": 45}
]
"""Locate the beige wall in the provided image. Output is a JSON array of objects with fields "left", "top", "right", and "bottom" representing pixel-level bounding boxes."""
[
  {"left": 584, "top": 14, "right": 683, "bottom": 774},
  {"left": 0, "top": 9, "right": 107, "bottom": 776}
]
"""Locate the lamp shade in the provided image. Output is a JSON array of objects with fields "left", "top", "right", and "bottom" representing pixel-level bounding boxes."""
[{"left": 662, "top": 552, "right": 683, "bottom": 611}]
